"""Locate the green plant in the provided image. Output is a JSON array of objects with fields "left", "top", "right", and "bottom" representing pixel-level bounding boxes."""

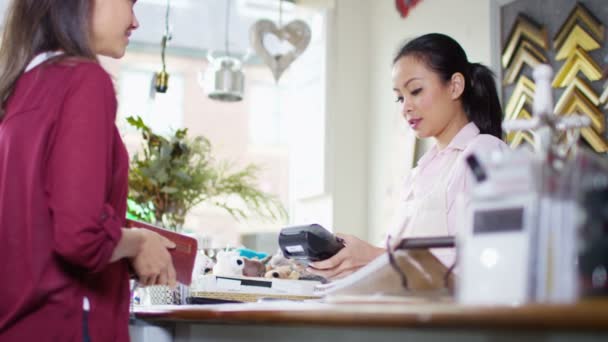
[{"left": 126, "top": 116, "right": 287, "bottom": 230}]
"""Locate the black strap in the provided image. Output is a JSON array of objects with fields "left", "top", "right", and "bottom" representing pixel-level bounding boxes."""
[{"left": 394, "top": 236, "right": 455, "bottom": 250}]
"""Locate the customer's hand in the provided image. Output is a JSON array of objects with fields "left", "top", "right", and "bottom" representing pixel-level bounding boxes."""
[
  {"left": 307, "top": 234, "right": 384, "bottom": 280},
  {"left": 130, "top": 229, "right": 177, "bottom": 288}
]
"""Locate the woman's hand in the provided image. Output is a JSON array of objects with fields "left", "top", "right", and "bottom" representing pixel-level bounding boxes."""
[
  {"left": 307, "top": 233, "right": 384, "bottom": 280},
  {"left": 111, "top": 228, "right": 176, "bottom": 287},
  {"left": 130, "top": 229, "right": 177, "bottom": 288}
]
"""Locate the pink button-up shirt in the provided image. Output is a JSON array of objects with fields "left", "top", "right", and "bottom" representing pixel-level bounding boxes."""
[{"left": 398, "top": 122, "right": 508, "bottom": 237}]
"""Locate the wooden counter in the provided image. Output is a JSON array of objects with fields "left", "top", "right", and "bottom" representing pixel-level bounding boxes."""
[
  {"left": 130, "top": 299, "right": 608, "bottom": 342},
  {"left": 134, "top": 299, "right": 608, "bottom": 330}
]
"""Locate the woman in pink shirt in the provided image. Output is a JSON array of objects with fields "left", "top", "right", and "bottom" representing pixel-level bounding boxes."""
[
  {"left": 309, "top": 33, "right": 507, "bottom": 280},
  {"left": 0, "top": 1, "right": 176, "bottom": 341}
]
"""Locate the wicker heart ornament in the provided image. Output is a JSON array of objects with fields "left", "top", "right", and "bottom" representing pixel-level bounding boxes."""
[{"left": 250, "top": 19, "right": 311, "bottom": 82}]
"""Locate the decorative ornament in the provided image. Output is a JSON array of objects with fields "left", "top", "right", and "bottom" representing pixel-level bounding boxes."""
[
  {"left": 501, "top": 15, "right": 548, "bottom": 149},
  {"left": 551, "top": 3, "right": 607, "bottom": 153},
  {"left": 395, "top": 0, "right": 422, "bottom": 19},
  {"left": 502, "top": 15, "right": 548, "bottom": 69},
  {"left": 249, "top": 0, "right": 311, "bottom": 82},
  {"left": 152, "top": 0, "right": 172, "bottom": 96}
]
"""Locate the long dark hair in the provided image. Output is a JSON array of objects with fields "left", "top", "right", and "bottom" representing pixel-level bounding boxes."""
[
  {"left": 393, "top": 33, "right": 503, "bottom": 139},
  {"left": 0, "top": 0, "right": 96, "bottom": 120}
]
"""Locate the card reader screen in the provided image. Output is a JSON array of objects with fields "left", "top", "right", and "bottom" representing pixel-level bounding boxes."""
[{"left": 473, "top": 207, "right": 524, "bottom": 234}]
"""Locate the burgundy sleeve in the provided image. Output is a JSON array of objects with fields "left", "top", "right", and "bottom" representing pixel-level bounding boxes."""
[{"left": 47, "top": 63, "right": 123, "bottom": 273}]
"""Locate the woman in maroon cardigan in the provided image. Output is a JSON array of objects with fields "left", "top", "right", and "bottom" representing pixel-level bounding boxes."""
[{"left": 0, "top": 1, "right": 177, "bottom": 341}]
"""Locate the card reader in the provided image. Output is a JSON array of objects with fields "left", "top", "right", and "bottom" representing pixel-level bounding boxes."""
[{"left": 278, "top": 224, "right": 345, "bottom": 262}]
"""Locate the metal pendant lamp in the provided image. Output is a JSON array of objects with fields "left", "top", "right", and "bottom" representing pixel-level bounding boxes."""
[
  {"left": 203, "top": 53, "right": 244, "bottom": 102},
  {"left": 202, "top": 0, "right": 244, "bottom": 102}
]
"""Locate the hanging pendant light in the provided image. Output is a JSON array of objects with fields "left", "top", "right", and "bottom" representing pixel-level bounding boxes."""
[
  {"left": 201, "top": 0, "right": 245, "bottom": 102},
  {"left": 153, "top": 0, "right": 172, "bottom": 95},
  {"left": 203, "top": 53, "right": 244, "bottom": 102}
]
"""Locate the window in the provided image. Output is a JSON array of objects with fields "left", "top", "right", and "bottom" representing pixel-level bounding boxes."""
[
  {"left": 104, "top": 6, "right": 328, "bottom": 248},
  {"left": 117, "top": 68, "right": 185, "bottom": 136},
  {"left": 248, "top": 83, "right": 287, "bottom": 146}
]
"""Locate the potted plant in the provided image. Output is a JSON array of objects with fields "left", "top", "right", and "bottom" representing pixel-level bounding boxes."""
[
  {"left": 126, "top": 115, "right": 287, "bottom": 231},
  {"left": 126, "top": 116, "right": 288, "bottom": 305}
]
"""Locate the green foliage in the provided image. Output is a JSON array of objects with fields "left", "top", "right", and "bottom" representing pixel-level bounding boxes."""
[
  {"left": 126, "top": 198, "right": 155, "bottom": 223},
  {"left": 126, "top": 116, "right": 287, "bottom": 230}
]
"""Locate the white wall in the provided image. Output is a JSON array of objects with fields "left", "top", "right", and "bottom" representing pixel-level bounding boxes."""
[
  {"left": 325, "top": 0, "right": 495, "bottom": 242},
  {"left": 325, "top": 0, "right": 371, "bottom": 238}
]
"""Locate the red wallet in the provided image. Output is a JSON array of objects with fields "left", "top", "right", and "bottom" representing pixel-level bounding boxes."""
[{"left": 125, "top": 219, "right": 198, "bottom": 285}]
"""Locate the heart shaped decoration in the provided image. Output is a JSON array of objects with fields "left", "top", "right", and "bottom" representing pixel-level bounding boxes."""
[{"left": 250, "top": 19, "right": 311, "bottom": 82}]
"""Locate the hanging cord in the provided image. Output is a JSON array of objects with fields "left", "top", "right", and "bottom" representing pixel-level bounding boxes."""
[
  {"left": 161, "top": 0, "right": 172, "bottom": 72},
  {"left": 386, "top": 236, "right": 408, "bottom": 290},
  {"left": 153, "top": 0, "right": 172, "bottom": 94},
  {"left": 278, "top": 0, "right": 283, "bottom": 27},
  {"left": 225, "top": 0, "right": 231, "bottom": 56}
]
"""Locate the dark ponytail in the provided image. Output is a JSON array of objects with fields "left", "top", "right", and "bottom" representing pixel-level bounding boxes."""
[
  {"left": 465, "top": 63, "right": 503, "bottom": 138},
  {"left": 393, "top": 33, "right": 503, "bottom": 139}
]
